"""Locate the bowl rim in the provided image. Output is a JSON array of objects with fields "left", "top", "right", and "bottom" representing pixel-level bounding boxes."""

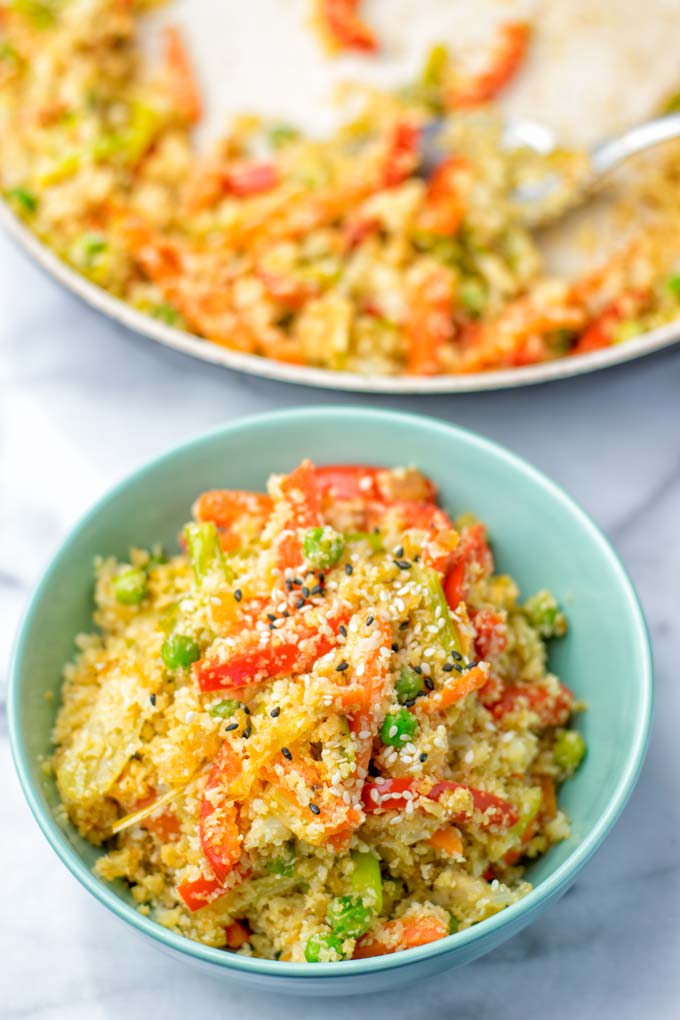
[
  {"left": 2, "top": 199, "right": 679, "bottom": 394},
  {"left": 8, "top": 406, "right": 654, "bottom": 980}
]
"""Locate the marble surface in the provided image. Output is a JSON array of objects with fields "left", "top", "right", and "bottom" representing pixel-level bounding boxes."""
[{"left": 2, "top": 226, "right": 680, "bottom": 1020}]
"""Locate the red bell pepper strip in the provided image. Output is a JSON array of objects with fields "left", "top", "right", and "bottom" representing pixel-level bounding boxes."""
[
  {"left": 361, "top": 777, "right": 518, "bottom": 829},
  {"left": 319, "top": 0, "right": 378, "bottom": 54},
  {"left": 491, "top": 682, "right": 574, "bottom": 727},
  {"left": 448, "top": 22, "right": 531, "bottom": 108},
  {"left": 418, "top": 156, "right": 469, "bottom": 237},
  {"left": 471, "top": 608, "right": 508, "bottom": 660},
  {"left": 194, "top": 603, "right": 350, "bottom": 692},
  {"left": 405, "top": 265, "right": 455, "bottom": 376},
  {"left": 315, "top": 465, "right": 437, "bottom": 506},
  {"left": 163, "top": 25, "right": 202, "bottom": 124},
  {"left": 383, "top": 121, "right": 420, "bottom": 188},
  {"left": 443, "top": 522, "right": 493, "bottom": 608},
  {"left": 571, "top": 289, "right": 649, "bottom": 356},
  {"left": 275, "top": 459, "right": 322, "bottom": 571},
  {"left": 223, "top": 162, "right": 280, "bottom": 197},
  {"left": 199, "top": 741, "right": 244, "bottom": 883}
]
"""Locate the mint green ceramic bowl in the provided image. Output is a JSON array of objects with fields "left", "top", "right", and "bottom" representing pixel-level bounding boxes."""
[{"left": 9, "top": 408, "right": 652, "bottom": 996}]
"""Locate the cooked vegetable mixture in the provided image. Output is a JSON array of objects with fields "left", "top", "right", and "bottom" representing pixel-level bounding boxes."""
[
  {"left": 53, "top": 462, "right": 586, "bottom": 961},
  {"left": 3, "top": 2, "right": 680, "bottom": 375}
]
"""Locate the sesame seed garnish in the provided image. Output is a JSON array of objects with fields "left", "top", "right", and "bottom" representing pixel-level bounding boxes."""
[
  {"left": 233, "top": 589, "right": 242, "bottom": 602},
  {"left": 311, "top": 584, "right": 322, "bottom": 595},
  {"left": 149, "top": 693, "right": 156, "bottom": 706},
  {"left": 391, "top": 642, "right": 399, "bottom": 652},
  {"left": 339, "top": 624, "right": 347, "bottom": 637},
  {"left": 451, "top": 651, "right": 463, "bottom": 661},
  {"left": 225, "top": 722, "right": 238, "bottom": 732},
  {"left": 399, "top": 620, "right": 409, "bottom": 630},
  {"left": 424, "top": 677, "right": 435, "bottom": 691},
  {"left": 319, "top": 573, "right": 325, "bottom": 583},
  {"left": 242, "top": 705, "right": 251, "bottom": 715},
  {"left": 296, "top": 598, "right": 305, "bottom": 609},
  {"left": 269, "top": 623, "right": 276, "bottom": 630},
  {"left": 419, "top": 752, "right": 428, "bottom": 762},
  {"left": 336, "top": 661, "right": 349, "bottom": 672},
  {"left": 345, "top": 563, "right": 353, "bottom": 575},
  {"left": 442, "top": 663, "right": 454, "bottom": 672},
  {"left": 267, "top": 613, "right": 276, "bottom": 622},
  {"left": 293, "top": 577, "right": 303, "bottom": 586},
  {"left": 403, "top": 698, "right": 416, "bottom": 707},
  {"left": 281, "top": 747, "right": 292, "bottom": 760},
  {"left": 242, "top": 726, "right": 252, "bottom": 740},
  {"left": 393, "top": 560, "right": 411, "bottom": 571},
  {"left": 285, "top": 579, "right": 293, "bottom": 591},
  {"left": 302, "top": 586, "right": 310, "bottom": 598},
  {"left": 270, "top": 706, "right": 281, "bottom": 718},
  {"left": 366, "top": 615, "right": 374, "bottom": 626},
  {"left": 413, "top": 665, "right": 422, "bottom": 675},
  {"left": 309, "top": 802, "right": 321, "bottom": 815},
  {"left": 395, "top": 546, "right": 404, "bottom": 558},
  {"left": 466, "top": 660, "right": 480, "bottom": 670}
]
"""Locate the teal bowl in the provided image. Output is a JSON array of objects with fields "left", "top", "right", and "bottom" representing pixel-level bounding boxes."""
[{"left": 8, "top": 407, "right": 652, "bottom": 995}]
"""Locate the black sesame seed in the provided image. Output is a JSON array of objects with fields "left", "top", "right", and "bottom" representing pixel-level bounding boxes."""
[
  {"left": 225, "top": 722, "right": 238, "bottom": 732},
  {"left": 399, "top": 620, "right": 409, "bottom": 630},
  {"left": 311, "top": 584, "right": 322, "bottom": 595},
  {"left": 373, "top": 527, "right": 380, "bottom": 534},
  {"left": 419, "top": 752, "right": 428, "bottom": 763},
  {"left": 345, "top": 564, "right": 354, "bottom": 575},
  {"left": 149, "top": 693, "right": 157, "bottom": 706},
  {"left": 269, "top": 623, "right": 276, "bottom": 630},
  {"left": 283, "top": 610, "right": 290, "bottom": 618},
  {"left": 309, "top": 803, "right": 321, "bottom": 815},
  {"left": 394, "top": 559, "right": 412, "bottom": 571},
  {"left": 466, "top": 660, "right": 480, "bottom": 670},
  {"left": 336, "top": 661, "right": 349, "bottom": 672},
  {"left": 281, "top": 746, "right": 292, "bottom": 760},
  {"left": 339, "top": 624, "right": 347, "bottom": 637},
  {"left": 413, "top": 554, "right": 421, "bottom": 562},
  {"left": 391, "top": 643, "right": 399, "bottom": 653},
  {"left": 442, "top": 663, "right": 454, "bottom": 672},
  {"left": 270, "top": 706, "right": 281, "bottom": 718},
  {"left": 452, "top": 664, "right": 463, "bottom": 673},
  {"left": 267, "top": 613, "right": 277, "bottom": 622},
  {"left": 424, "top": 677, "right": 435, "bottom": 691},
  {"left": 395, "top": 546, "right": 404, "bottom": 558},
  {"left": 404, "top": 697, "right": 416, "bottom": 707},
  {"left": 413, "top": 665, "right": 423, "bottom": 675},
  {"left": 233, "top": 589, "right": 242, "bottom": 602},
  {"left": 302, "top": 586, "right": 310, "bottom": 598},
  {"left": 285, "top": 579, "right": 293, "bottom": 591},
  {"left": 294, "top": 577, "right": 303, "bottom": 586},
  {"left": 366, "top": 615, "right": 374, "bottom": 626},
  {"left": 242, "top": 726, "right": 252, "bottom": 740},
  {"left": 451, "top": 651, "right": 463, "bottom": 661},
  {"left": 242, "top": 705, "right": 251, "bottom": 715},
  {"left": 319, "top": 574, "right": 325, "bottom": 584},
  {"left": 296, "top": 598, "right": 305, "bottom": 609}
]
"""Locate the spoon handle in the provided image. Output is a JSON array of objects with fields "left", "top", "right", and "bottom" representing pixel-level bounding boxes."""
[{"left": 591, "top": 112, "right": 680, "bottom": 177}]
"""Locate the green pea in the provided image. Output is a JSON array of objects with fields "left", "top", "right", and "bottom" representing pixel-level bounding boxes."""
[
  {"left": 113, "top": 568, "right": 148, "bottom": 606},
  {"left": 395, "top": 667, "right": 425, "bottom": 705},
  {"left": 7, "top": 186, "right": 38, "bottom": 215},
  {"left": 73, "top": 232, "right": 107, "bottom": 269},
  {"left": 302, "top": 526, "right": 345, "bottom": 570},
  {"left": 666, "top": 273, "right": 680, "bottom": 298},
  {"left": 554, "top": 730, "right": 586, "bottom": 773},
  {"left": 380, "top": 708, "right": 419, "bottom": 748},
  {"left": 460, "top": 278, "right": 487, "bottom": 318},
  {"left": 151, "top": 302, "right": 185, "bottom": 328},
  {"left": 161, "top": 634, "right": 201, "bottom": 670},
  {"left": 304, "top": 932, "right": 345, "bottom": 963},
  {"left": 448, "top": 912, "right": 459, "bottom": 934},
  {"left": 209, "top": 699, "right": 239, "bottom": 719},
  {"left": 326, "top": 895, "right": 372, "bottom": 939}
]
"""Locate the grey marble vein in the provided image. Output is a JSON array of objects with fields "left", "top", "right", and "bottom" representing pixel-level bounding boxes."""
[{"left": 2, "top": 227, "right": 680, "bottom": 1020}]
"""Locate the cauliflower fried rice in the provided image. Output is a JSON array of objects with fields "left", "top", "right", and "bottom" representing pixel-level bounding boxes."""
[
  {"left": 52, "top": 462, "right": 586, "bottom": 961},
  {"left": 4, "top": 1, "right": 680, "bottom": 375}
]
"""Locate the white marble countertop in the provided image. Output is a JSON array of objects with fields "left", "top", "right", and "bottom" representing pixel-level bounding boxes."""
[{"left": 2, "top": 227, "right": 680, "bottom": 1020}]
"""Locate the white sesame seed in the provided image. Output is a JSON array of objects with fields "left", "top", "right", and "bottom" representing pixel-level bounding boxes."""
[
  {"left": 185, "top": 711, "right": 196, "bottom": 723},
  {"left": 464, "top": 750, "right": 474, "bottom": 763},
  {"left": 358, "top": 730, "right": 371, "bottom": 740}
]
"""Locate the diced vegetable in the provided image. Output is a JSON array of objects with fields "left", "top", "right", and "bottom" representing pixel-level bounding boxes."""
[
  {"left": 269, "top": 123, "right": 299, "bottom": 148},
  {"left": 448, "top": 912, "right": 459, "bottom": 934},
  {"left": 185, "top": 521, "right": 225, "bottom": 584},
  {"left": 318, "top": 0, "right": 378, "bottom": 54},
  {"left": 417, "top": 566, "right": 464, "bottom": 656},
  {"left": 492, "top": 681, "right": 574, "bottom": 728},
  {"left": 380, "top": 708, "right": 418, "bottom": 747},
  {"left": 199, "top": 741, "right": 243, "bottom": 883},
  {"left": 305, "top": 931, "right": 345, "bottom": 963},
  {"left": 113, "top": 568, "right": 148, "bottom": 606},
  {"left": 327, "top": 895, "right": 372, "bottom": 939},
  {"left": 553, "top": 729, "right": 586, "bottom": 773},
  {"left": 523, "top": 590, "right": 567, "bottom": 638},
  {"left": 345, "top": 531, "right": 384, "bottom": 552},
  {"left": 161, "top": 633, "right": 201, "bottom": 671},
  {"left": 353, "top": 914, "right": 449, "bottom": 958},
  {"left": 302, "top": 526, "right": 345, "bottom": 570},
  {"left": 225, "top": 919, "right": 250, "bottom": 949},
  {"left": 209, "top": 699, "right": 239, "bottom": 718},
  {"left": 448, "top": 22, "right": 531, "bottom": 107},
  {"left": 265, "top": 844, "right": 296, "bottom": 877},
  {"left": 395, "top": 667, "right": 425, "bottom": 704},
  {"left": 350, "top": 851, "right": 383, "bottom": 913},
  {"left": 7, "top": 185, "right": 38, "bottom": 214}
]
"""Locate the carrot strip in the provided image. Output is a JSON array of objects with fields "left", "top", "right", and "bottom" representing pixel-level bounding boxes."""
[{"left": 353, "top": 915, "right": 449, "bottom": 958}]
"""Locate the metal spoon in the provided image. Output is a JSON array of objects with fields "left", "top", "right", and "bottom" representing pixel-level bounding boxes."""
[{"left": 422, "top": 111, "right": 680, "bottom": 227}]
